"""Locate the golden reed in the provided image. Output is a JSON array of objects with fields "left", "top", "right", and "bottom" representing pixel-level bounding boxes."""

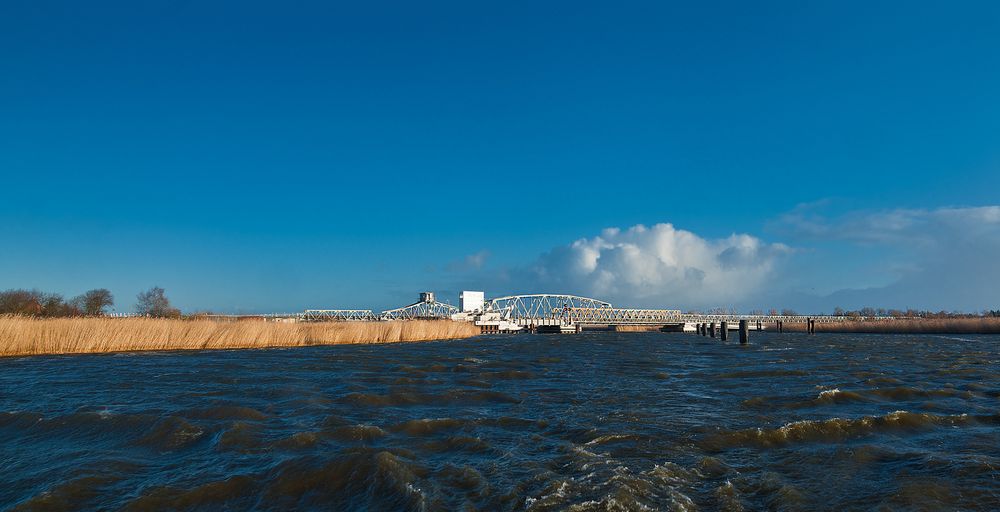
[
  {"left": 0, "top": 316, "right": 480, "bottom": 357},
  {"left": 790, "top": 317, "right": 1000, "bottom": 334}
]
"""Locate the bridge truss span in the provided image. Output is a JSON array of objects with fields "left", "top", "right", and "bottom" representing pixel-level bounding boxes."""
[
  {"left": 302, "top": 309, "right": 378, "bottom": 322},
  {"left": 380, "top": 300, "right": 459, "bottom": 320},
  {"left": 485, "top": 294, "right": 613, "bottom": 322},
  {"left": 567, "top": 307, "right": 683, "bottom": 325}
]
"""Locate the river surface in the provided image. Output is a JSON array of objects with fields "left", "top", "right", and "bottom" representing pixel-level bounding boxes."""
[{"left": 1, "top": 332, "right": 998, "bottom": 511}]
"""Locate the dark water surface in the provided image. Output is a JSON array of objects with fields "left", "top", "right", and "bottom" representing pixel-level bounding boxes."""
[{"left": 2, "top": 333, "right": 998, "bottom": 511}]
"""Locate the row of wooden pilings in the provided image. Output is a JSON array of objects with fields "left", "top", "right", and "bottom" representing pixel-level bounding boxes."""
[
  {"left": 694, "top": 321, "right": 750, "bottom": 344},
  {"left": 694, "top": 318, "right": 819, "bottom": 342}
]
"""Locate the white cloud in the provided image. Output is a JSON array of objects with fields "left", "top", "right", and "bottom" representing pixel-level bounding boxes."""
[
  {"left": 447, "top": 250, "right": 490, "bottom": 272},
  {"left": 776, "top": 204, "right": 1000, "bottom": 246},
  {"left": 515, "top": 223, "right": 791, "bottom": 308}
]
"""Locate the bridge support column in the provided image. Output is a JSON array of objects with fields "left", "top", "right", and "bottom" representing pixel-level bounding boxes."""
[
  {"left": 709, "top": 322, "right": 716, "bottom": 338},
  {"left": 700, "top": 323, "right": 707, "bottom": 336},
  {"left": 739, "top": 320, "right": 749, "bottom": 344},
  {"left": 721, "top": 321, "right": 728, "bottom": 341}
]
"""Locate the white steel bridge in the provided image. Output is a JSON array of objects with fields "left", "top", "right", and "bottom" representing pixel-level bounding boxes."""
[{"left": 288, "top": 292, "right": 877, "bottom": 330}]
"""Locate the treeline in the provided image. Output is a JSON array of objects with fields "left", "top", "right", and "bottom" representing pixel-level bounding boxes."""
[
  {"left": 830, "top": 307, "right": 1000, "bottom": 319},
  {"left": 702, "top": 307, "right": 1000, "bottom": 318},
  {"left": 0, "top": 287, "right": 181, "bottom": 318}
]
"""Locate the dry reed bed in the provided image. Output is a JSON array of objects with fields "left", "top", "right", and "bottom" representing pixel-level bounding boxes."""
[
  {"left": 797, "top": 318, "right": 1000, "bottom": 334},
  {"left": 0, "top": 316, "right": 480, "bottom": 357}
]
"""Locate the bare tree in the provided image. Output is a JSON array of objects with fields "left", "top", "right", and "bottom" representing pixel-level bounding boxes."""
[
  {"left": 135, "top": 287, "right": 180, "bottom": 318},
  {"left": 73, "top": 289, "right": 114, "bottom": 316}
]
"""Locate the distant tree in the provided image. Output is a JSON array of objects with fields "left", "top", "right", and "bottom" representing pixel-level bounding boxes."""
[
  {"left": 780, "top": 309, "right": 797, "bottom": 316},
  {"left": 135, "top": 287, "right": 180, "bottom": 318},
  {"left": 39, "top": 293, "right": 79, "bottom": 317},
  {"left": 0, "top": 289, "right": 42, "bottom": 315},
  {"left": 73, "top": 289, "right": 114, "bottom": 316},
  {"left": 833, "top": 307, "right": 845, "bottom": 316},
  {"left": 0, "top": 289, "right": 83, "bottom": 317},
  {"left": 768, "top": 308, "right": 778, "bottom": 316}
]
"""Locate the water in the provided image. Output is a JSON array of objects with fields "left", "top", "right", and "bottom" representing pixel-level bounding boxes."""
[{"left": 1, "top": 332, "right": 998, "bottom": 511}]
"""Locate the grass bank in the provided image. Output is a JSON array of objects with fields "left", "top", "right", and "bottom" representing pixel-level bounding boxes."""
[{"left": 0, "top": 316, "right": 480, "bottom": 357}]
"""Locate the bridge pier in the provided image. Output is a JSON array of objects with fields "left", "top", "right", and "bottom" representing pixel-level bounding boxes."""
[
  {"left": 721, "top": 321, "right": 728, "bottom": 341},
  {"left": 709, "top": 322, "right": 717, "bottom": 338},
  {"left": 739, "top": 320, "right": 749, "bottom": 344}
]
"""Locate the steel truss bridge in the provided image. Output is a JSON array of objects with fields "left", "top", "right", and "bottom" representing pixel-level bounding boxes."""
[
  {"left": 302, "top": 309, "right": 378, "bottom": 322},
  {"left": 292, "top": 293, "right": 870, "bottom": 327},
  {"left": 483, "top": 294, "right": 683, "bottom": 327},
  {"left": 482, "top": 294, "right": 862, "bottom": 327}
]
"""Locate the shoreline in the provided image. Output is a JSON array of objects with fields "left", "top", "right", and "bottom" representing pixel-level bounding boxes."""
[
  {"left": 0, "top": 317, "right": 480, "bottom": 358},
  {"left": 787, "top": 318, "right": 1000, "bottom": 334}
]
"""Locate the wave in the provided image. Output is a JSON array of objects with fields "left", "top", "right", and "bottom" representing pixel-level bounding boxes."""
[
  {"left": 125, "top": 475, "right": 258, "bottom": 510},
  {"left": 340, "top": 389, "right": 520, "bottom": 407},
  {"left": 809, "top": 388, "right": 870, "bottom": 406},
  {"left": 584, "top": 433, "right": 644, "bottom": 446},
  {"left": 326, "top": 424, "right": 388, "bottom": 442},
  {"left": 717, "top": 369, "right": 809, "bottom": 378},
  {"left": 181, "top": 405, "right": 269, "bottom": 421},
  {"left": 261, "top": 449, "right": 430, "bottom": 509},
  {"left": 215, "top": 421, "right": 263, "bottom": 452},
  {"left": 700, "top": 411, "right": 999, "bottom": 451},
  {"left": 133, "top": 416, "right": 207, "bottom": 452},
  {"left": 391, "top": 418, "right": 468, "bottom": 436}
]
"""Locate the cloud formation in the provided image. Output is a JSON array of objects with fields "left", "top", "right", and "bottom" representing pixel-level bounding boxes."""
[
  {"left": 775, "top": 205, "right": 1000, "bottom": 311},
  {"left": 777, "top": 204, "right": 1000, "bottom": 246},
  {"left": 515, "top": 223, "right": 791, "bottom": 308},
  {"left": 447, "top": 250, "right": 490, "bottom": 272}
]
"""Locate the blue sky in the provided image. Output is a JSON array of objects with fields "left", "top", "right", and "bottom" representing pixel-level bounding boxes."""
[{"left": 2, "top": 1, "right": 998, "bottom": 313}]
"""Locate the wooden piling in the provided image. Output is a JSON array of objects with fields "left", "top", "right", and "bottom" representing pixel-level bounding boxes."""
[
  {"left": 721, "top": 321, "right": 728, "bottom": 341},
  {"left": 709, "top": 322, "right": 716, "bottom": 338},
  {"left": 739, "top": 320, "right": 749, "bottom": 344}
]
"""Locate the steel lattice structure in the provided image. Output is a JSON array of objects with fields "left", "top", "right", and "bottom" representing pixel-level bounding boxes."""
[
  {"left": 379, "top": 300, "right": 459, "bottom": 320},
  {"left": 566, "top": 307, "right": 683, "bottom": 324},
  {"left": 485, "top": 294, "right": 613, "bottom": 322},
  {"left": 302, "top": 309, "right": 378, "bottom": 322},
  {"left": 678, "top": 313, "right": 861, "bottom": 324},
  {"left": 298, "top": 292, "right": 873, "bottom": 327}
]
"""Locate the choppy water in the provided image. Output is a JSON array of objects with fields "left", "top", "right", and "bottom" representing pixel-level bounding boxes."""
[{"left": 1, "top": 332, "right": 998, "bottom": 511}]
